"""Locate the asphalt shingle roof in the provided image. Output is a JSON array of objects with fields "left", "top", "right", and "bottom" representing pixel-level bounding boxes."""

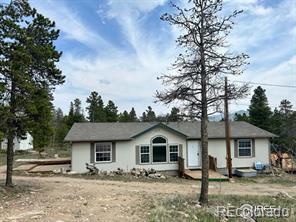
[{"left": 64, "top": 121, "right": 277, "bottom": 142}]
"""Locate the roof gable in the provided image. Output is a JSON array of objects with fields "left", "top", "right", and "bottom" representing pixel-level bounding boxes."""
[{"left": 131, "top": 123, "right": 188, "bottom": 139}]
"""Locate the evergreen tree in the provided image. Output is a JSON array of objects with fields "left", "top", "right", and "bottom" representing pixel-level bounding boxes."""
[
  {"left": 141, "top": 112, "right": 147, "bottom": 122},
  {"left": 0, "top": 0, "right": 65, "bottom": 186},
  {"left": 146, "top": 106, "right": 156, "bottom": 122},
  {"left": 105, "top": 100, "right": 118, "bottom": 122},
  {"left": 66, "top": 99, "right": 85, "bottom": 127},
  {"left": 118, "top": 110, "right": 130, "bottom": 122},
  {"left": 234, "top": 113, "right": 249, "bottom": 122},
  {"left": 52, "top": 108, "right": 68, "bottom": 146},
  {"left": 248, "top": 86, "right": 272, "bottom": 130},
  {"left": 28, "top": 88, "right": 53, "bottom": 154},
  {"left": 86, "top": 91, "right": 106, "bottom": 122},
  {"left": 167, "top": 107, "right": 182, "bottom": 122},
  {"left": 129, "top": 107, "right": 138, "bottom": 122}
]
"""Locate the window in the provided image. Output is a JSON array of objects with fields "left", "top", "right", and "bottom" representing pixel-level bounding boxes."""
[
  {"left": 140, "top": 145, "right": 150, "bottom": 163},
  {"left": 152, "top": 137, "right": 167, "bottom": 144},
  {"left": 238, "top": 139, "right": 252, "bottom": 157},
  {"left": 169, "top": 145, "right": 179, "bottom": 162},
  {"left": 152, "top": 136, "right": 167, "bottom": 163},
  {"left": 95, "top": 143, "right": 112, "bottom": 162}
]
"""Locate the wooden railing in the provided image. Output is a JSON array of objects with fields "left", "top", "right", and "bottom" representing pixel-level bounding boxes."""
[{"left": 178, "top": 156, "right": 185, "bottom": 177}]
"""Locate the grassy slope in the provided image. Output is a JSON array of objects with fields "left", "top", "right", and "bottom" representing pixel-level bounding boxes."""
[{"left": 148, "top": 194, "right": 296, "bottom": 222}]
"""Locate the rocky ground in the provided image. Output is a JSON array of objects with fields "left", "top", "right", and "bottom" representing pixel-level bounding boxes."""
[{"left": 0, "top": 173, "right": 296, "bottom": 222}]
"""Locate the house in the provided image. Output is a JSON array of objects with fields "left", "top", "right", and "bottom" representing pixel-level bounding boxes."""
[
  {"left": 0, "top": 132, "right": 33, "bottom": 151},
  {"left": 64, "top": 121, "right": 276, "bottom": 174}
]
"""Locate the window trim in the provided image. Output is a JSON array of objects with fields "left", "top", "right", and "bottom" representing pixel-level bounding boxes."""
[
  {"left": 151, "top": 136, "right": 168, "bottom": 164},
  {"left": 237, "top": 139, "right": 252, "bottom": 158},
  {"left": 139, "top": 144, "right": 150, "bottom": 164},
  {"left": 95, "top": 142, "right": 112, "bottom": 163},
  {"left": 169, "top": 144, "right": 179, "bottom": 163}
]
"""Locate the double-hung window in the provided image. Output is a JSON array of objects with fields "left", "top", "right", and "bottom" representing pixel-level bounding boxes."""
[
  {"left": 238, "top": 139, "right": 252, "bottom": 157},
  {"left": 140, "top": 145, "right": 150, "bottom": 163},
  {"left": 169, "top": 145, "right": 179, "bottom": 162},
  {"left": 95, "top": 143, "right": 112, "bottom": 162}
]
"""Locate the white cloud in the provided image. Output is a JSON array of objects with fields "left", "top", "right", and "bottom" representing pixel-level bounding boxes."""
[{"left": 30, "top": 0, "right": 110, "bottom": 48}]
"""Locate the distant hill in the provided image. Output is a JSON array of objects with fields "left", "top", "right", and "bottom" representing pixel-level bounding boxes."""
[{"left": 209, "top": 110, "right": 248, "bottom": 122}]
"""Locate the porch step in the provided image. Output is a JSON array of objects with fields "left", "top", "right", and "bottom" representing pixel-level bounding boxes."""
[{"left": 184, "top": 169, "right": 229, "bottom": 181}]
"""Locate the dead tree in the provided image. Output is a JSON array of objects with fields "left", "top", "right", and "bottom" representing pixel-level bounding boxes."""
[{"left": 156, "top": 0, "right": 249, "bottom": 205}]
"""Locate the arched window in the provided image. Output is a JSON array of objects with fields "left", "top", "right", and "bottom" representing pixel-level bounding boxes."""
[
  {"left": 152, "top": 136, "right": 167, "bottom": 144},
  {"left": 152, "top": 136, "right": 167, "bottom": 163}
]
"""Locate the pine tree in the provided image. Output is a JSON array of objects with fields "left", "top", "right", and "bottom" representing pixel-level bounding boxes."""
[
  {"left": 234, "top": 113, "right": 249, "bottom": 122},
  {"left": 156, "top": 0, "right": 248, "bottom": 205},
  {"left": 129, "top": 107, "right": 138, "bottom": 122},
  {"left": 67, "top": 98, "right": 85, "bottom": 127},
  {"left": 52, "top": 108, "right": 68, "bottom": 146},
  {"left": 0, "top": 0, "right": 65, "bottom": 186},
  {"left": 28, "top": 88, "right": 53, "bottom": 154},
  {"left": 248, "top": 86, "right": 272, "bottom": 131},
  {"left": 118, "top": 110, "right": 130, "bottom": 122},
  {"left": 146, "top": 106, "right": 156, "bottom": 122},
  {"left": 105, "top": 100, "right": 118, "bottom": 122},
  {"left": 167, "top": 107, "right": 182, "bottom": 122},
  {"left": 86, "top": 91, "right": 106, "bottom": 122},
  {"left": 141, "top": 112, "right": 147, "bottom": 122}
]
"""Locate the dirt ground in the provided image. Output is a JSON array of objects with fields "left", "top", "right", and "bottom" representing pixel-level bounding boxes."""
[{"left": 0, "top": 173, "right": 296, "bottom": 222}]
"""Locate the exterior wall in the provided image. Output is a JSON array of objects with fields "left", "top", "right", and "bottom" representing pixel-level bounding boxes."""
[
  {"left": 71, "top": 127, "right": 187, "bottom": 173},
  {"left": 71, "top": 127, "right": 270, "bottom": 173},
  {"left": 208, "top": 138, "right": 270, "bottom": 168},
  {"left": 0, "top": 133, "right": 33, "bottom": 151}
]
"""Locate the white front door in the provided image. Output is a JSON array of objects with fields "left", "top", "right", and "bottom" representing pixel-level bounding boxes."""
[{"left": 187, "top": 141, "right": 200, "bottom": 168}]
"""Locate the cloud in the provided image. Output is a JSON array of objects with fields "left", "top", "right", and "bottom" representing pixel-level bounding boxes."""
[
  {"left": 30, "top": 0, "right": 295, "bottom": 115},
  {"left": 30, "top": 0, "right": 111, "bottom": 49}
]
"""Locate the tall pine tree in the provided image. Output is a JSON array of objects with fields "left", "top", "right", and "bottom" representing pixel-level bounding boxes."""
[
  {"left": 0, "top": 0, "right": 65, "bottom": 186},
  {"left": 248, "top": 86, "right": 272, "bottom": 131},
  {"left": 105, "top": 100, "right": 118, "bottom": 122},
  {"left": 86, "top": 91, "right": 106, "bottom": 122}
]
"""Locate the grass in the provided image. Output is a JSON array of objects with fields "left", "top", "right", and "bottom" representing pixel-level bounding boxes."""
[
  {"left": 148, "top": 194, "right": 296, "bottom": 222},
  {"left": 0, "top": 180, "right": 41, "bottom": 202},
  {"left": 234, "top": 174, "right": 296, "bottom": 187}
]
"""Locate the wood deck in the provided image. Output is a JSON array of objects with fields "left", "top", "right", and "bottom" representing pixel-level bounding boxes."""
[{"left": 184, "top": 169, "right": 229, "bottom": 181}]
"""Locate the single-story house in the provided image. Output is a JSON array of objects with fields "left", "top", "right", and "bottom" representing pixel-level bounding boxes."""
[
  {"left": 0, "top": 132, "right": 33, "bottom": 151},
  {"left": 64, "top": 121, "right": 276, "bottom": 174}
]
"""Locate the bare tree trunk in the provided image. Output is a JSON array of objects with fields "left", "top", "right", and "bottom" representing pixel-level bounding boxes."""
[
  {"left": 199, "top": 71, "right": 209, "bottom": 205},
  {"left": 6, "top": 133, "right": 14, "bottom": 187},
  {"left": 198, "top": 1, "right": 209, "bottom": 206},
  {"left": 6, "top": 81, "right": 16, "bottom": 187}
]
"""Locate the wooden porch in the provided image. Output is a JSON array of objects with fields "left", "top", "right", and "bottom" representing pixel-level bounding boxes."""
[
  {"left": 184, "top": 169, "right": 229, "bottom": 181},
  {"left": 178, "top": 156, "right": 229, "bottom": 181}
]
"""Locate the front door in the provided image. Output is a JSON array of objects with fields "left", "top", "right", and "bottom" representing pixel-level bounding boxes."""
[{"left": 187, "top": 140, "right": 200, "bottom": 168}]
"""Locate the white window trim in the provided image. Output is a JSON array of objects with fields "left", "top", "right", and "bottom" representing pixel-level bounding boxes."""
[
  {"left": 152, "top": 144, "right": 168, "bottom": 164},
  {"left": 238, "top": 139, "right": 252, "bottom": 158},
  {"left": 95, "top": 142, "right": 112, "bottom": 163},
  {"left": 169, "top": 144, "right": 179, "bottom": 163},
  {"left": 140, "top": 144, "right": 150, "bottom": 164}
]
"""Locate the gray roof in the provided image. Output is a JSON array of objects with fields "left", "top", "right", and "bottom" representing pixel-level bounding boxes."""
[{"left": 64, "top": 121, "right": 277, "bottom": 142}]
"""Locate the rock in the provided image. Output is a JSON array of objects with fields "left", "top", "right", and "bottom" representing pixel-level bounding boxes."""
[
  {"left": 83, "top": 200, "right": 88, "bottom": 206},
  {"left": 148, "top": 174, "right": 156, "bottom": 178},
  {"left": 160, "top": 175, "right": 166, "bottom": 179},
  {"left": 155, "top": 173, "right": 161, "bottom": 177}
]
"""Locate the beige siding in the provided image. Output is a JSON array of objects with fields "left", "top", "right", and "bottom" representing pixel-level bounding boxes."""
[
  {"left": 71, "top": 127, "right": 187, "bottom": 173},
  {"left": 208, "top": 138, "right": 270, "bottom": 168},
  {"left": 71, "top": 128, "right": 270, "bottom": 173}
]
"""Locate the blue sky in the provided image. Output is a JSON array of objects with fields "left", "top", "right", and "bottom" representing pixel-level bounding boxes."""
[{"left": 28, "top": 0, "right": 296, "bottom": 116}]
